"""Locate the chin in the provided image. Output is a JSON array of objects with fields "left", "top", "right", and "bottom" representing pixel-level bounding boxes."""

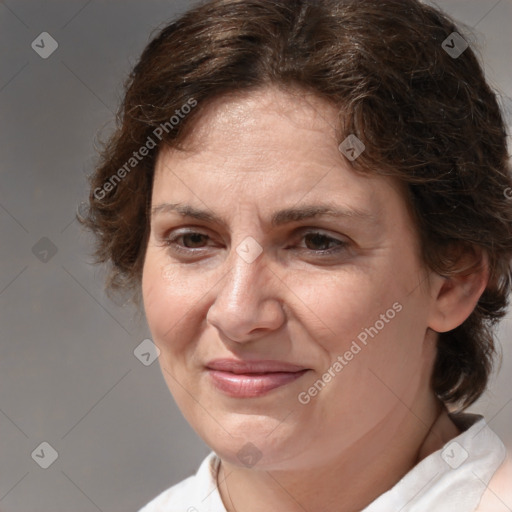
[{"left": 199, "top": 421, "right": 309, "bottom": 470}]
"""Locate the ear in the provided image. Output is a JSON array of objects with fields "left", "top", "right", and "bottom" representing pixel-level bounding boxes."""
[{"left": 427, "top": 247, "right": 489, "bottom": 333}]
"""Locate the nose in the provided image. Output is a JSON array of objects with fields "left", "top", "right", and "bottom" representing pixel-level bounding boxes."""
[{"left": 206, "top": 246, "right": 286, "bottom": 344}]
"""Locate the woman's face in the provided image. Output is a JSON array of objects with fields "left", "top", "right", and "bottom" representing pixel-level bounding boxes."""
[{"left": 142, "top": 86, "right": 439, "bottom": 470}]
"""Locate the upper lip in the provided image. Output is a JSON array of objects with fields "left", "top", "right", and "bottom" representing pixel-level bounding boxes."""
[{"left": 206, "top": 359, "right": 307, "bottom": 374}]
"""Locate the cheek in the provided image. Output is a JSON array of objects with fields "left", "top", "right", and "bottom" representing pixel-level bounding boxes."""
[
  {"left": 141, "top": 255, "right": 207, "bottom": 354},
  {"left": 297, "top": 264, "right": 429, "bottom": 391},
  {"left": 295, "top": 267, "right": 405, "bottom": 350},
  {"left": 326, "top": 292, "right": 432, "bottom": 418},
  {"left": 301, "top": 300, "right": 430, "bottom": 442}
]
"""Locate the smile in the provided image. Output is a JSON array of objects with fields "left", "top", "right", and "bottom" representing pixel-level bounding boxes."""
[
  {"left": 205, "top": 359, "right": 309, "bottom": 398},
  {"left": 207, "top": 369, "right": 309, "bottom": 398}
]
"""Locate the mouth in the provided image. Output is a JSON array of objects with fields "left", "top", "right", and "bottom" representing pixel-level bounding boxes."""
[{"left": 205, "top": 359, "right": 309, "bottom": 398}]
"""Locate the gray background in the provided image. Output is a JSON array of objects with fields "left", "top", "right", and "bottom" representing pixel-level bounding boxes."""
[{"left": 0, "top": 1, "right": 511, "bottom": 511}]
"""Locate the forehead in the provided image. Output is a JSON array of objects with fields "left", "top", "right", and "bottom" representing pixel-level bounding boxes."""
[
  {"left": 160, "top": 86, "right": 341, "bottom": 163},
  {"left": 151, "top": 86, "right": 413, "bottom": 233}
]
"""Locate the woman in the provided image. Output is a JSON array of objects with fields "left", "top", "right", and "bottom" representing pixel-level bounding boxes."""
[{"left": 79, "top": 0, "right": 512, "bottom": 510}]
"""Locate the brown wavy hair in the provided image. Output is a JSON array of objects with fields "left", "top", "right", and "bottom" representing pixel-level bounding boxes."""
[{"left": 78, "top": 0, "right": 512, "bottom": 410}]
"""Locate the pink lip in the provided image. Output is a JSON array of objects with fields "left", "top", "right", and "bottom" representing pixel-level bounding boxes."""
[{"left": 206, "top": 359, "right": 309, "bottom": 398}]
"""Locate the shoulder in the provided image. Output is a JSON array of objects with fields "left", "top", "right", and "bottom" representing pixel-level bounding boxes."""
[
  {"left": 139, "top": 452, "right": 224, "bottom": 512},
  {"left": 476, "top": 448, "right": 512, "bottom": 512}
]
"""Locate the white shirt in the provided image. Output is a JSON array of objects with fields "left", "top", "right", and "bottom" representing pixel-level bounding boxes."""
[{"left": 139, "top": 413, "right": 509, "bottom": 512}]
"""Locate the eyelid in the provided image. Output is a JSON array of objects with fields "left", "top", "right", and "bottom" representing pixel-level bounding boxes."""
[
  {"left": 160, "top": 228, "right": 212, "bottom": 246},
  {"left": 160, "top": 226, "right": 346, "bottom": 242},
  {"left": 295, "top": 229, "right": 349, "bottom": 251},
  {"left": 161, "top": 227, "right": 350, "bottom": 257},
  {"left": 296, "top": 226, "right": 344, "bottom": 238},
  {"left": 157, "top": 226, "right": 210, "bottom": 241},
  {"left": 295, "top": 225, "right": 350, "bottom": 241}
]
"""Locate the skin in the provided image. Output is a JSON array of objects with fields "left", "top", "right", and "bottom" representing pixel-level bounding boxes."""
[{"left": 142, "top": 86, "right": 488, "bottom": 512}]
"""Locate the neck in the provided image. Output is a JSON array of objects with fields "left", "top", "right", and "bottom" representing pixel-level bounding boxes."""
[{"left": 217, "top": 397, "right": 460, "bottom": 512}]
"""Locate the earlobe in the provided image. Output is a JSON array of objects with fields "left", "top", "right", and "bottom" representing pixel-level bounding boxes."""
[{"left": 427, "top": 249, "right": 489, "bottom": 333}]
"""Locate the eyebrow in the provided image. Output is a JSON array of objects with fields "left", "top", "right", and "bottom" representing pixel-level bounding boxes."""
[{"left": 150, "top": 202, "right": 376, "bottom": 227}]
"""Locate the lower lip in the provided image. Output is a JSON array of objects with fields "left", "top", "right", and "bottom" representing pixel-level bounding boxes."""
[{"left": 207, "top": 369, "right": 309, "bottom": 398}]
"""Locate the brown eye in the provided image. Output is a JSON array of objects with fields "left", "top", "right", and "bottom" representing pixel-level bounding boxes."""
[
  {"left": 299, "top": 231, "right": 347, "bottom": 253},
  {"left": 303, "top": 233, "right": 340, "bottom": 251},
  {"left": 179, "top": 233, "right": 209, "bottom": 248},
  {"left": 163, "top": 231, "right": 212, "bottom": 255}
]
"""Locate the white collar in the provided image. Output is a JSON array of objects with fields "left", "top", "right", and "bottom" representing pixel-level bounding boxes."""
[
  {"left": 362, "top": 413, "right": 506, "bottom": 512},
  {"left": 144, "top": 413, "right": 506, "bottom": 512}
]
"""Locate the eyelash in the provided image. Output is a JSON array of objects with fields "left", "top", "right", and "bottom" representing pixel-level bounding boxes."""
[{"left": 161, "top": 230, "right": 348, "bottom": 257}]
